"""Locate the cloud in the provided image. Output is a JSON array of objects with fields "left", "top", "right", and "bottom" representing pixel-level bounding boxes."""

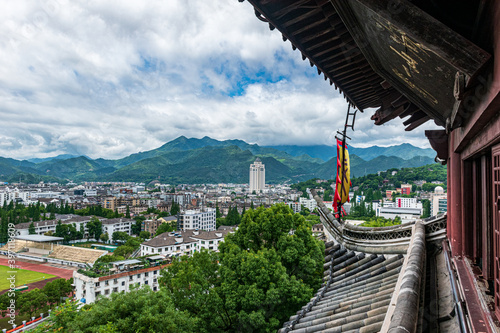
[{"left": 0, "top": 0, "right": 440, "bottom": 160}]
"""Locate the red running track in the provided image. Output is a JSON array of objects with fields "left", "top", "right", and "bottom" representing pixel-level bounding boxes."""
[{"left": 0, "top": 258, "right": 74, "bottom": 279}]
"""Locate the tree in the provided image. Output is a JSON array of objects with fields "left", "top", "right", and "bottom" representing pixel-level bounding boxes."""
[
  {"left": 18, "top": 288, "right": 48, "bottom": 318},
  {"left": 113, "top": 245, "right": 135, "bottom": 258},
  {"left": 215, "top": 202, "right": 222, "bottom": 218},
  {"left": 100, "top": 233, "right": 109, "bottom": 243},
  {"left": 225, "top": 204, "right": 324, "bottom": 288},
  {"left": 225, "top": 206, "right": 241, "bottom": 226},
  {"left": 125, "top": 205, "right": 131, "bottom": 218},
  {"left": 43, "top": 278, "right": 73, "bottom": 305},
  {"left": 87, "top": 217, "right": 102, "bottom": 241},
  {"left": 170, "top": 202, "right": 180, "bottom": 216},
  {"left": 159, "top": 204, "right": 324, "bottom": 332},
  {"left": 132, "top": 215, "right": 145, "bottom": 235},
  {"left": 422, "top": 199, "right": 431, "bottom": 218},
  {"left": 112, "top": 231, "right": 130, "bottom": 243},
  {"left": 29, "top": 221, "right": 36, "bottom": 234},
  {"left": 299, "top": 205, "right": 311, "bottom": 216},
  {"left": 37, "top": 288, "right": 198, "bottom": 333},
  {"left": 155, "top": 223, "right": 174, "bottom": 236},
  {"left": 139, "top": 231, "right": 150, "bottom": 239}
]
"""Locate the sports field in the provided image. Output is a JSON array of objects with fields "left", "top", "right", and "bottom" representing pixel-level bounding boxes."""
[{"left": 0, "top": 265, "right": 56, "bottom": 291}]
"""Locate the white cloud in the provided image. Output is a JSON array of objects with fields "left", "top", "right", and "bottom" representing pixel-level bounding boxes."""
[{"left": 0, "top": 0, "right": 440, "bottom": 160}]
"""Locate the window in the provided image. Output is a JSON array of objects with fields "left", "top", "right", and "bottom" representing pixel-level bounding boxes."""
[
  {"left": 145, "top": 272, "right": 149, "bottom": 277},
  {"left": 104, "top": 289, "right": 110, "bottom": 295},
  {"left": 145, "top": 280, "right": 149, "bottom": 285},
  {"left": 153, "top": 279, "right": 157, "bottom": 283},
  {"left": 129, "top": 276, "right": 133, "bottom": 281},
  {"left": 153, "top": 270, "right": 157, "bottom": 275},
  {"left": 114, "top": 279, "right": 118, "bottom": 284},
  {"left": 153, "top": 286, "right": 157, "bottom": 291},
  {"left": 105, "top": 281, "right": 109, "bottom": 286},
  {"left": 137, "top": 274, "right": 141, "bottom": 279},
  {"left": 95, "top": 282, "right": 100, "bottom": 287},
  {"left": 122, "top": 281, "right": 125, "bottom": 286},
  {"left": 158, "top": 248, "right": 162, "bottom": 253},
  {"left": 95, "top": 291, "right": 100, "bottom": 297},
  {"left": 113, "top": 287, "right": 118, "bottom": 292}
]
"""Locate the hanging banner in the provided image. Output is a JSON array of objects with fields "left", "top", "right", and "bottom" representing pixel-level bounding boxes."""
[{"left": 333, "top": 139, "right": 350, "bottom": 215}]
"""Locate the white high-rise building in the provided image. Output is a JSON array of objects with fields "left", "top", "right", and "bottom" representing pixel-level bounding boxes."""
[
  {"left": 249, "top": 158, "right": 265, "bottom": 193},
  {"left": 179, "top": 208, "right": 216, "bottom": 231}
]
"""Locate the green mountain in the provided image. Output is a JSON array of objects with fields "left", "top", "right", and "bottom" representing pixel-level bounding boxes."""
[
  {"left": 265, "top": 143, "right": 435, "bottom": 162},
  {"left": 0, "top": 137, "right": 436, "bottom": 184},
  {"left": 104, "top": 146, "right": 298, "bottom": 183}
]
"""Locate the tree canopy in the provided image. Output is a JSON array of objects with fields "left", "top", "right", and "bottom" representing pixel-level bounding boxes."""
[
  {"left": 160, "top": 204, "right": 324, "bottom": 332},
  {"left": 30, "top": 288, "right": 198, "bottom": 333}
]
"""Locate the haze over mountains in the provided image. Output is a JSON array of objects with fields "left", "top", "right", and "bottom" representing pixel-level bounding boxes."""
[{"left": 0, "top": 136, "right": 436, "bottom": 184}]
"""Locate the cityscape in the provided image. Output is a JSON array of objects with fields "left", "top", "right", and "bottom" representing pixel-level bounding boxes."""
[{"left": 1, "top": 0, "right": 499, "bottom": 332}]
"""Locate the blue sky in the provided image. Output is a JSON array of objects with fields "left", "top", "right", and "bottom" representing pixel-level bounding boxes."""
[{"left": 0, "top": 0, "right": 439, "bottom": 160}]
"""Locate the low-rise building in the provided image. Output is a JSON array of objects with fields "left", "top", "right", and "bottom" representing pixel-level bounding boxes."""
[
  {"left": 376, "top": 207, "right": 422, "bottom": 223},
  {"left": 140, "top": 228, "right": 233, "bottom": 257},
  {"left": 142, "top": 216, "right": 178, "bottom": 236},
  {"left": 73, "top": 257, "right": 168, "bottom": 304}
]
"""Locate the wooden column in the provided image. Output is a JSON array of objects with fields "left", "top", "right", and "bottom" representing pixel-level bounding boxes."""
[
  {"left": 449, "top": 133, "right": 463, "bottom": 256},
  {"left": 482, "top": 155, "right": 493, "bottom": 280},
  {"left": 462, "top": 160, "right": 473, "bottom": 257}
]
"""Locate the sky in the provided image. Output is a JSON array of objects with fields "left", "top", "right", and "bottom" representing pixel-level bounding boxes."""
[{"left": 0, "top": 0, "right": 440, "bottom": 160}]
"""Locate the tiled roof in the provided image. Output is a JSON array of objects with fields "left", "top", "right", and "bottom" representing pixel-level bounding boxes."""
[
  {"left": 102, "top": 218, "right": 134, "bottom": 225},
  {"left": 279, "top": 242, "right": 403, "bottom": 333}
]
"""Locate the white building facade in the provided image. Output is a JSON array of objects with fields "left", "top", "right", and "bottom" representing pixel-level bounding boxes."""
[
  {"left": 179, "top": 208, "right": 216, "bottom": 231},
  {"left": 249, "top": 158, "right": 265, "bottom": 193},
  {"left": 73, "top": 260, "right": 165, "bottom": 304}
]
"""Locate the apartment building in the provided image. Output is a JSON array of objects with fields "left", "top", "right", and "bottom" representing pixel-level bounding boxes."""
[
  {"left": 73, "top": 258, "right": 167, "bottom": 304},
  {"left": 179, "top": 208, "right": 216, "bottom": 231}
]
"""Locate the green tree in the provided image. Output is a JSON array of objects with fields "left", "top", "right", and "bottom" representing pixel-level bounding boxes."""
[
  {"left": 112, "top": 231, "right": 130, "bottom": 243},
  {"left": 43, "top": 278, "right": 73, "bottom": 305},
  {"left": 113, "top": 245, "right": 135, "bottom": 258},
  {"left": 139, "top": 231, "right": 150, "bottom": 239},
  {"left": 170, "top": 202, "right": 180, "bottom": 216},
  {"left": 155, "top": 222, "right": 174, "bottom": 236},
  {"left": 29, "top": 221, "right": 36, "bottom": 234},
  {"left": 100, "top": 233, "right": 109, "bottom": 243},
  {"left": 87, "top": 217, "right": 102, "bottom": 241},
  {"left": 299, "top": 205, "right": 311, "bottom": 216},
  {"left": 125, "top": 205, "right": 131, "bottom": 218},
  {"left": 215, "top": 202, "right": 222, "bottom": 218},
  {"left": 18, "top": 288, "right": 48, "bottom": 318},
  {"left": 422, "top": 199, "right": 431, "bottom": 218},
  {"left": 132, "top": 215, "right": 145, "bottom": 235}
]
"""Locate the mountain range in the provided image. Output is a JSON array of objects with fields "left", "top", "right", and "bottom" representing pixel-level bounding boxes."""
[{"left": 0, "top": 136, "right": 436, "bottom": 184}]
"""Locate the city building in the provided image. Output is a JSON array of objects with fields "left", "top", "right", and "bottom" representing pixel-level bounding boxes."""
[
  {"left": 73, "top": 257, "right": 168, "bottom": 304},
  {"left": 178, "top": 208, "right": 216, "bottom": 231},
  {"left": 249, "top": 158, "right": 265, "bottom": 193},
  {"left": 395, "top": 197, "right": 422, "bottom": 209},
  {"left": 299, "top": 197, "right": 317, "bottom": 211},
  {"left": 140, "top": 228, "right": 233, "bottom": 257},
  {"left": 430, "top": 186, "right": 448, "bottom": 216},
  {"left": 0, "top": 187, "right": 34, "bottom": 205},
  {"left": 142, "top": 216, "right": 177, "bottom": 236},
  {"left": 400, "top": 184, "right": 412, "bottom": 195},
  {"left": 376, "top": 207, "right": 422, "bottom": 223}
]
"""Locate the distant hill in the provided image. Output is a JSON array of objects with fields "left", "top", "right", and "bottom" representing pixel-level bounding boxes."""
[
  {"left": 27, "top": 154, "right": 88, "bottom": 164},
  {"left": 0, "top": 136, "right": 436, "bottom": 184},
  {"left": 265, "top": 143, "right": 435, "bottom": 162}
]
